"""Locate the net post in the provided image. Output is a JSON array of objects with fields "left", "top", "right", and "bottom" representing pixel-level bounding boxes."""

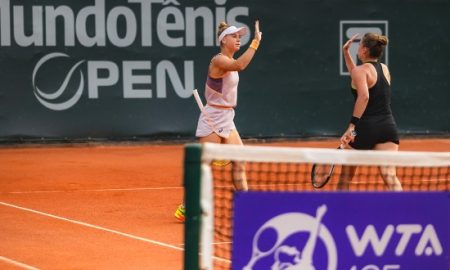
[{"left": 183, "top": 143, "right": 202, "bottom": 270}]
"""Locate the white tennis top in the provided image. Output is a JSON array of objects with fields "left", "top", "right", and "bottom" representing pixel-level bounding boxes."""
[{"left": 205, "top": 71, "right": 239, "bottom": 108}]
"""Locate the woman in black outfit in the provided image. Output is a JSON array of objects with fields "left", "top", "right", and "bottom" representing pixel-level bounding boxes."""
[{"left": 339, "top": 33, "right": 402, "bottom": 191}]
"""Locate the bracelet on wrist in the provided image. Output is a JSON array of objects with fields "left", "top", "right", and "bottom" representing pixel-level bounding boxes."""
[
  {"left": 250, "top": 39, "right": 260, "bottom": 50},
  {"left": 350, "top": 116, "right": 360, "bottom": 126}
]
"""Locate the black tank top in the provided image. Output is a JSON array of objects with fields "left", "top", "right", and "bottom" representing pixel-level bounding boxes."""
[{"left": 351, "top": 62, "right": 393, "bottom": 117}]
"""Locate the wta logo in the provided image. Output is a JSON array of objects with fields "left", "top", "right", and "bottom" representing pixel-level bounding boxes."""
[
  {"left": 243, "top": 205, "right": 337, "bottom": 270},
  {"left": 233, "top": 193, "right": 448, "bottom": 270},
  {"left": 32, "top": 53, "right": 85, "bottom": 111},
  {"left": 238, "top": 204, "right": 444, "bottom": 270}
]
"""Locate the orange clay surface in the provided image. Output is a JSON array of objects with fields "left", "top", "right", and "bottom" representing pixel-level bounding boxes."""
[{"left": 0, "top": 138, "right": 448, "bottom": 270}]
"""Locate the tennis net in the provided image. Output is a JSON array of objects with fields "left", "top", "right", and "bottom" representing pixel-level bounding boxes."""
[{"left": 183, "top": 143, "right": 450, "bottom": 270}]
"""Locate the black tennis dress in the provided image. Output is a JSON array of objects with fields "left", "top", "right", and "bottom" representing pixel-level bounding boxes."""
[{"left": 349, "top": 62, "right": 399, "bottom": 150}]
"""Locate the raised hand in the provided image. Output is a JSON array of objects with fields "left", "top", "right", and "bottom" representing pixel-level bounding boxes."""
[
  {"left": 254, "top": 20, "right": 262, "bottom": 42},
  {"left": 343, "top": 33, "right": 359, "bottom": 51}
]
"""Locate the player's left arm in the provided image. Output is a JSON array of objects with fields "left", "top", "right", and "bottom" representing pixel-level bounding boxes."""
[{"left": 213, "top": 20, "right": 262, "bottom": 73}]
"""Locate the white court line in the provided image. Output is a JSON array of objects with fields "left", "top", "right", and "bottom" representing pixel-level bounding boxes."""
[
  {"left": 178, "top": 241, "right": 232, "bottom": 247},
  {"left": 0, "top": 255, "right": 40, "bottom": 270},
  {"left": 212, "top": 241, "right": 232, "bottom": 245},
  {"left": 0, "top": 201, "right": 234, "bottom": 265},
  {"left": 5, "top": 186, "right": 182, "bottom": 194},
  {"left": 6, "top": 178, "right": 446, "bottom": 194},
  {"left": 0, "top": 201, "right": 184, "bottom": 252}
]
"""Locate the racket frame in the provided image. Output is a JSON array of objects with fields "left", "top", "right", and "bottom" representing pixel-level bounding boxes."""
[{"left": 310, "top": 145, "right": 342, "bottom": 188}]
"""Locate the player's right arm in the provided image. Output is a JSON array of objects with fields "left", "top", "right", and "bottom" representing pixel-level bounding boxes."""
[
  {"left": 341, "top": 66, "right": 369, "bottom": 146},
  {"left": 343, "top": 34, "right": 359, "bottom": 73},
  {"left": 351, "top": 67, "right": 370, "bottom": 118}
]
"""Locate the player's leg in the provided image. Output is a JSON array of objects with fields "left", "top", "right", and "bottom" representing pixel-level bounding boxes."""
[
  {"left": 337, "top": 165, "right": 357, "bottom": 190},
  {"left": 175, "top": 133, "right": 223, "bottom": 222},
  {"left": 375, "top": 142, "right": 403, "bottom": 191},
  {"left": 224, "top": 129, "right": 248, "bottom": 191},
  {"left": 337, "top": 143, "right": 357, "bottom": 190},
  {"left": 199, "top": 132, "right": 224, "bottom": 144}
]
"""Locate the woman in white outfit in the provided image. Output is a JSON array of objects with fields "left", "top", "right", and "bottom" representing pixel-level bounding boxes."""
[{"left": 174, "top": 20, "right": 262, "bottom": 221}]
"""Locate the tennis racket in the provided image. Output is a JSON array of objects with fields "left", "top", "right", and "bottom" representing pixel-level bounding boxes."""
[
  {"left": 310, "top": 145, "right": 342, "bottom": 188},
  {"left": 192, "top": 89, "right": 231, "bottom": 167}
]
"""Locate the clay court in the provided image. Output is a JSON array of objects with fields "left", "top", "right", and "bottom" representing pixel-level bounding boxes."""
[{"left": 0, "top": 138, "right": 448, "bottom": 270}]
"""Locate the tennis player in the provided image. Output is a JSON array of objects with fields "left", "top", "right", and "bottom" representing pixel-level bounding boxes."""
[
  {"left": 338, "top": 33, "right": 403, "bottom": 191},
  {"left": 175, "top": 20, "right": 263, "bottom": 221}
]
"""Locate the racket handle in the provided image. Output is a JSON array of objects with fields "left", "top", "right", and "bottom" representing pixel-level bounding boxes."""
[{"left": 192, "top": 89, "right": 205, "bottom": 111}]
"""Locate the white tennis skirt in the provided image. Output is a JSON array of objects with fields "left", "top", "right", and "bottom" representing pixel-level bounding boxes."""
[{"left": 195, "top": 105, "right": 236, "bottom": 138}]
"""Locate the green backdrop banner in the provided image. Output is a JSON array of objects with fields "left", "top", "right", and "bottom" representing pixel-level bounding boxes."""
[{"left": 0, "top": 0, "right": 448, "bottom": 141}]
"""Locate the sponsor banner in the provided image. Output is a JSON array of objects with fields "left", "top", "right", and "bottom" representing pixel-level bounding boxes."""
[
  {"left": 232, "top": 192, "right": 449, "bottom": 270},
  {"left": 339, "top": 21, "right": 388, "bottom": 76},
  {"left": 0, "top": 0, "right": 449, "bottom": 140},
  {"left": 0, "top": 0, "right": 253, "bottom": 139}
]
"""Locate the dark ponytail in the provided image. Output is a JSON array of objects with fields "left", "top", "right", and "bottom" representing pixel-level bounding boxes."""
[{"left": 362, "top": 33, "right": 388, "bottom": 59}]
